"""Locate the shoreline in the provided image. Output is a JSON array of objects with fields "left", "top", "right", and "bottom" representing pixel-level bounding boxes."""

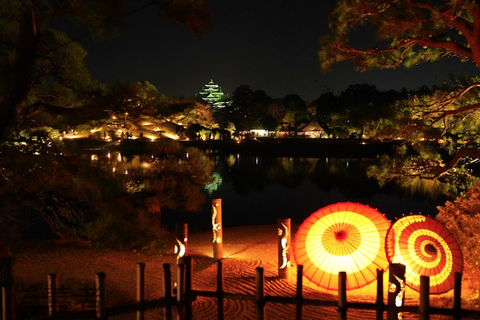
[{"left": 64, "top": 137, "right": 399, "bottom": 158}]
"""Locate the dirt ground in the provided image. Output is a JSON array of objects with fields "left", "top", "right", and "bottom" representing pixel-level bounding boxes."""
[{"left": 10, "top": 224, "right": 479, "bottom": 319}]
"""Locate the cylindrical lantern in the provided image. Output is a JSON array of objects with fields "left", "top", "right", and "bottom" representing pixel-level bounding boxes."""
[
  {"left": 175, "top": 223, "right": 188, "bottom": 261},
  {"left": 212, "top": 199, "right": 223, "bottom": 260},
  {"left": 387, "top": 263, "right": 406, "bottom": 320},
  {"left": 278, "top": 218, "right": 291, "bottom": 280}
]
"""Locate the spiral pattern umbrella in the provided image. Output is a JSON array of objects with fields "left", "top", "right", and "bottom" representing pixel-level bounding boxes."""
[
  {"left": 385, "top": 215, "right": 463, "bottom": 294},
  {"left": 292, "top": 202, "right": 391, "bottom": 291}
]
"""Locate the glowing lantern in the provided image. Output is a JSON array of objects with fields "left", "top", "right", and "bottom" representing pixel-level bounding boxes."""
[
  {"left": 212, "top": 199, "right": 223, "bottom": 260},
  {"left": 278, "top": 218, "right": 291, "bottom": 280},
  {"left": 385, "top": 215, "right": 463, "bottom": 294},
  {"left": 174, "top": 223, "right": 188, "bottom": 261},
  {"left": 292, "top": 202, "right": 391, "bottom": 291}
]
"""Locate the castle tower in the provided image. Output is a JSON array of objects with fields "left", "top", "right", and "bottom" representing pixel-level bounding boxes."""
[{"left": 197, "top": 79, "right": 231, "bottom": 109}]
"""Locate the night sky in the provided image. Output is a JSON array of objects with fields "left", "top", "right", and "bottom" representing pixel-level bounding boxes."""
[{"left": 63, "top": 0, "right": 480, "bottom": 101}]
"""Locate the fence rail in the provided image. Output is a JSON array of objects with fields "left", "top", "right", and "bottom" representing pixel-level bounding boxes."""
[{"left": 2, "top": 259, "right": 480, "bottom": 320}]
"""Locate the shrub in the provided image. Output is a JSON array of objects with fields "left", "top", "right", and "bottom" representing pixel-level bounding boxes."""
[
  {"left": 436, "top": 180, "right": 480, "bottom": 302},
  {"left": 84, "top": 199, "right": 167, "bottom": 253}
]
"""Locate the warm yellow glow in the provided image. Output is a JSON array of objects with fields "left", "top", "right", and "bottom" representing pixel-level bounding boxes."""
[
  {"left": 175, "top": 239, "right": 185, "bottom": 259},
  {"left": 278, "top": 223, "right": 290, "bottom": 269},
  {"left": 388, "top": 214, "right": 460, "bottom": 293},
  {"left": 305, "top": 211, "right": 381, "bottom": 274},
  {"left": 407, "top": 230, "right": 453, "bottom": 288},
  {"left": 144, "top": 134, "right": 156, "bottom": 141},
  {"left": 394, "top": 275, "right": 405, "bottom": 307},
  {"left": 163, "top": 133, "right": 179, "bottom": 140},
  {"left": 63, "top": 134, "right": 86, "bottom": 139},
  {"left": 91, "top": 154, "right": 98, "bottom": 161},
  {"left": 293, "top": 202, "right": 391, "bottom": 291},
  {"left": 212, "top": 204, "right": 222, "bottom": 244}
]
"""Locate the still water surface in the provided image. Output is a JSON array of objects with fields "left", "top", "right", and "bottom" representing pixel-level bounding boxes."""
[
  {"left": 158, "top": 152, "right": 448, "bottom": 231},
  {"left": 88, "top": 150, "right": 448, "bottom": 231}
]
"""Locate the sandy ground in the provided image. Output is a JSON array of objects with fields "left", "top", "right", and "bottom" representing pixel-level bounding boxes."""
[{"left": 10, "top": 224, "right": 478, "bottom": 320}]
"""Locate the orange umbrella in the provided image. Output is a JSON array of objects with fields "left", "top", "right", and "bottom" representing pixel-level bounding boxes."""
[
  {"left": 292, "top": 202, "right": 391, "bottom": 291},
  {"left": 385, "top": 215, "right": 463, "bottom": 294}
]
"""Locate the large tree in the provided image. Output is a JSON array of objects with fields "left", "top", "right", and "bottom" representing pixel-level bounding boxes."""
[
  {"left": 0, "top": 0, "right": 211, "bottom": 140},
  {"left": 320, "top": 0, "right": 480, "bottom": 191},
  {"left": 0, "top": 0, "right": 212, "bottom": 290}
]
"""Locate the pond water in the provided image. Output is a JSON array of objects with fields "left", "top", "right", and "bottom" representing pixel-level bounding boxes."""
[{"left": 159, "top": 152, "right": 449, "bottom": 232}]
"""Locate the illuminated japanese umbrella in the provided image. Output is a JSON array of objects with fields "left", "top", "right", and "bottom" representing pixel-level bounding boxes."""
[
  {"left": 292, "top": 202, "right": 391, "bottom": 291},
  {"left": 385, "top": 215, "right": 463, "bottom": 294}
]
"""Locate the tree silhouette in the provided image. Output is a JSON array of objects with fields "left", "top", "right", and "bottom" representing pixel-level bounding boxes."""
[{"left": 320, "top": 0, "right": 480, "bottom": 190}]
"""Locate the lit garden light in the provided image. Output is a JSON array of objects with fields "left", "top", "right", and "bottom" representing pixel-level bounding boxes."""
[
  {"left": 174, "top": 223, "right": 188, "bottom": 262},
  {"left": 385, "top": 215, "right": 463, "bottom": 294},
  {"left": 292, "top": 202, "right": 391, "bottom": 291},
  {"left": 212, "top": 199, "right": 223, "bottom": 260},
  {"left": 387, "top": 263, "right": 406, "bottom": 320},
  {"left": 278, "top": 218, "right": 291, "bottom": 280}
]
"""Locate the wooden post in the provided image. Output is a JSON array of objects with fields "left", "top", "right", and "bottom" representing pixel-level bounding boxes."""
[
  {"left": 162, "top": 263, "right": 172, "bottom": 320},
  {"left": 296, "top": 265, "right": 303, "bottom": 320},
  {"left": 375, "top": 269, "right": 384, "bottom": 320},
  {"left": 48, "top": 273, "right": 58, "bottom": 316},
  {"left": 277, "top": 218, "right": 291, "bottom": 280},
  {"left": 387, "top": 263, "right": 406, "bottom": 320},
  {"left": 338, "top": 271, "right": 347, "bottom": 320},
  {"left": 178, "top": 257, "right": 192, "bottom": 319},
  {"left": 96, "top": 272, "right": 106, "bottom": 320},
  {"left": 1, "top": 286, "right": 14, "bottom": 320},
  {"left": 419, "top": 276, "right": 430, "bottom": 320},
  {"left": 212, "top": 199, "right": 223, "bottom": 260},
  {"left": 136, "top": 263, "right": 145, "bottom": 320},
  {"left": 216, "top": 261, "right": 224, "bottom": 320},
  {"left": 453, "top": 272, "right": 462, "bottom": 320},
  {"left": 176, "top": 263, "right": 186, "bottom": 320},
  {"left": 255, "top": 267, "right": 265, "bottom": 320},
  {"left": 175, "top": 223, "right": 188, "bottom": 261}
]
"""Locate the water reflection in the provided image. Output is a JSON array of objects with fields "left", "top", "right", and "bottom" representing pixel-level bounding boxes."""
[{"left": 85, "top": 150, "right": 449, "bottom": 231}]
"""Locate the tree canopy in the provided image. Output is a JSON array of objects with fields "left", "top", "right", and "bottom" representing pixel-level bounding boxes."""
[
  {"left": 320, "top": 0, "right": 480, "bottom": 193},
  {"left": 0, "top": 0, "right": 213, "bottom": 247},
  {"left": 0, "top": 0, "right": 212, "bottom": 140}
]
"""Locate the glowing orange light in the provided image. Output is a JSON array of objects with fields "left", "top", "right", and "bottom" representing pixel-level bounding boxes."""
[
  {"left": 389, "top": 274, "right": 405, "bottom": 307},
  {"left": 278, "top": 223, "right": 289, "bottom": 269},
  {"left": 385, "top": 215, "right": 463, "bottom": 294},
  {"left": 175, "top": 239, "right": 186, "bottom": 259},
  {"left": 212, "top": 204, "right": 222, "bottom": 244},
  {"left": 293, "top": 202, "right": 390, "bottom": 291}
]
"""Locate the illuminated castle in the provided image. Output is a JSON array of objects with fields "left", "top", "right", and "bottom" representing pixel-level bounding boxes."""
[{"left": 197, "top": 79, "right": 231, "bottom": 109}]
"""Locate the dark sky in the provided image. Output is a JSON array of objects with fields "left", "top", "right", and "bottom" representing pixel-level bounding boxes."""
[{"left": 65, "top": 0, "right": 480, "bottom": 101}]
